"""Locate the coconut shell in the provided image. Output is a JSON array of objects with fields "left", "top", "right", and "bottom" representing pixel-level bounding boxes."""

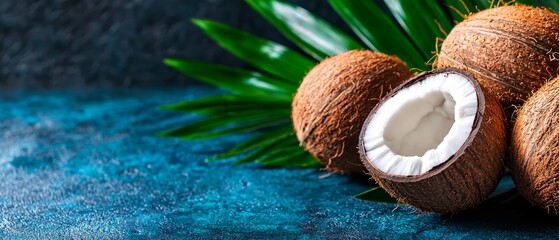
[
  {"left": 359, "top": 68, "right": 507, "bottom": 213},
  {"left": 292, "top": 50, "right": 413, "bottom": 174},
  {"left": 437, "top": 5, "right": 559, "bottom": 119},
  {"left": 510, "top": 76, "right": 559, "bottom": 214}
]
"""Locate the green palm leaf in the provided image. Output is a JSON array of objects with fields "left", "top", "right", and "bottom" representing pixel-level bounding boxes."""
[
  {"left": 206, "top": 125, "right": 295, "bottom": 161},
  {"left": 160, "top": 109, "right": 290, "bottom": 139},
  {"left": 161, "top": 95, "right": 291, "bottom": 115},
  {"left": 541, "top": 1, "right": 559, "bottom": 12},
  {"left": 510, "top": 0, "right": 535, "bottom": 6},
  {"left": 383, "top": 0, "right": 453, "bottom": 61},
  {"left": 192, "top": 19, "right": 314, "bottom": 82},
  {"left": 327, "top": 0, "right": 426, "bottom": 70},
  {"left": 186, "top": 120, "right": 288, "bottom": 140},
  {"left": 261, "top": 152, "right": 320, "bottom": 167},
  {"left": 164, "top": 59, "right": 293, "bottom": 98},
  {"left": 444, "top": 0, "right": 476, "bottom": 21},
  {"left": 473, "top": 0, "right": 491, "bottom": 10},
  {"left": 246, "top": 0, "right": 364, "bottom": 60},
  {"left": 232, "top": 133, "right": 305, "bottom": 166}
]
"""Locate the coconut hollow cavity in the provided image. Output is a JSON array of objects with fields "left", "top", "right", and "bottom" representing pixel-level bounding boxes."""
[
  {"left": 363, "top": 70, "right": 477, "bottom": 176},
  {"left": 359, "top": 68, "right": 507, "bottom": 213}
]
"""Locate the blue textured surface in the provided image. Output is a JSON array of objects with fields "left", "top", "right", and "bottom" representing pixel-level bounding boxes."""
[{"left": 1, "top": 87, "right": 559, "bottom": 239}]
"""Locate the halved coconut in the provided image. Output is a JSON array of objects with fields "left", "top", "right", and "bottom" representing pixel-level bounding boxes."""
[{"left": 359, "top": 68, "right": 507, "bottom": 213}]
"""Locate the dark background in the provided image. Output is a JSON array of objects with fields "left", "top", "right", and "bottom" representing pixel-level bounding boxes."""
[{"left": 0, "top": 0, "right": 356, "bottom": 89}]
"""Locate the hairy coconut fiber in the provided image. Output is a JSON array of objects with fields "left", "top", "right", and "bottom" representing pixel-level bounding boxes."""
[
  {"left": 510, "top": 76, "right": 559, "bottom": 214},
  {"left": 359, "top": 69, "right": 507, "bottom": 213},
  {"left": 292, "top": 50, "right": 413, "bottom": 174},
  {"left": 437, "top": 5, "right": 559, "bottom": 118}
]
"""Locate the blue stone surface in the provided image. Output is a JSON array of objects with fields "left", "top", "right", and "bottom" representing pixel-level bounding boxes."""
[{"left": 1, "top": 87, "right": 558, "bottom": 239}]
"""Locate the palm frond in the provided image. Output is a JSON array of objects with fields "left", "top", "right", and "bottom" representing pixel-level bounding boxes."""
[
  {"left": 260, "top": 151, "right": 319, "bottom": 167},
  {"left": 383, "top": 0, "right": 453, "bottom": 62},
  {"left": 473, "top": 0, "right": 491, "bottom": 10},
  {"left": 444, "top": 0, "right": 476, "bottom": 21},
  {"left": 192, "top": 19, "right": 314, "bottom": 82},
  {"left": 164, "top": 59, "right": 294, "bottom": 98},
  {"left": 327, "top": 0, "right": 427, "bottom": 69},
  {"left": 161, "top": 95, "right": 292, "bottom": 115},
  {"left": 541, "top": 1, "right": 559, "bottom": 12},
  {"left": 246, "top": 0, "right": 364, "bottom": 60},
  {"left": 234, "top": 134, "right": 298, "bottom": 164},
  {"left": 206, "top": 125, "right": 294, "bottom": 161},
  {"left": 213, "top": 127, "right": 320, "bottom": 168},
  {"left": 159, "top": 109, "right": 290, "bottom": 139}
]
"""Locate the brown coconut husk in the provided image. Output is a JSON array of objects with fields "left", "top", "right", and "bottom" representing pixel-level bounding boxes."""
[
  {"left": 359, "top": 68, "right": 507, "bottom": 214},
  {"left": 510, "top": 76, "right": 559, "bottom": 214},
  {"left": 437, "top": 5, "right": 559, "bottom": 119},
  {"left": 292, "top": 50, "right": 413, "bottom": 175}
]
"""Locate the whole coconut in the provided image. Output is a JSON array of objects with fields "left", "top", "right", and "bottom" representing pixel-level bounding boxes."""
[
  {"left": 437, "top": 5, "right": 559, "bottom": 118},
  {"left": 510, "top": 76, "right": 559, "bottom": 214},
  {"left": 292, "top": 50, "right": 413, "bottom": 174}
]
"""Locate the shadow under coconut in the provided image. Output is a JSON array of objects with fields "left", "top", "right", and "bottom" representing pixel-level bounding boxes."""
[
  {"left": 440, "top": 194, "right": 559, "bottom": 234},
  {"left": 337, "top": 170, "right": 559, "bottom": 226}
]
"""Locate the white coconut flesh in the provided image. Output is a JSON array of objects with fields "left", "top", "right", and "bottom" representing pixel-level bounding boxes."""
[{"left": 363, "top": 73, "right": 478, "bottom": 176}]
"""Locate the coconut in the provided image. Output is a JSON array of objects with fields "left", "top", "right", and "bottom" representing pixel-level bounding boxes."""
[
  {"left": 510, "top": 76, "right": 559, "bottom": 214},
  {"left": 437, "top": 5, "right": 559, "bottom": 119},
  {"left": 292, "top": 50, "right": 413, "bottom": 174},
  {"left": 359, "top": 68, "right": 507, "bottom": 213}
]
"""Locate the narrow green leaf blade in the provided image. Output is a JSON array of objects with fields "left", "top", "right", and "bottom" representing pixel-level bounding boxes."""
[
  {"left": 192, "top": 19, "right": 315, "bottom": 82},
  {"left": 542, "top": 1, "right": 559, "bottom": 13},
  {"left": 164, "top": 59, "right": 294, "bottom": 97},
  {"left": 424, "top": 1, "right": 455, "bottom": 32},
  {"left": 384, "top": 0, "right": 453, "bottom": 61},
  {"left": 207, "top": 125, "right": 294, "bottom": 161},
  {"left": 184, "top": 118, "right": 290, "bottom": 140},
  {"left": 257, "top": 148, "right": 319, "bottom": 168},
  {"left": 510, "top": 0, "right": 536, "bottom": 6},
  {"left": 473, "top": 0, "right": 491, "bottom": 10},
  {"left": 298, "top": 154, "right": 322, "bottom": 168},
  {"left": 233, "top": 133, "right": 295, "bottom": 165},
  {"left": 247, "top": 0, "right": 364, "bottom": 60},
  {"left": 161, "top": 95, "right": 291, "bottom": 115},
  {"left": 327, "top": 0, "right": 426, "bottom": 69},
  {"left": 444, "top": 0, "right": 476, "bottom": 21},
  {"left": 354, "top": 186, "right": 397, "bottom": 203},
  {"left": 255, "top": 146, "right": 303, "bottom": 164},
  {"left": 159, "top": 109, "right": 290, "bottom": 138}
]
